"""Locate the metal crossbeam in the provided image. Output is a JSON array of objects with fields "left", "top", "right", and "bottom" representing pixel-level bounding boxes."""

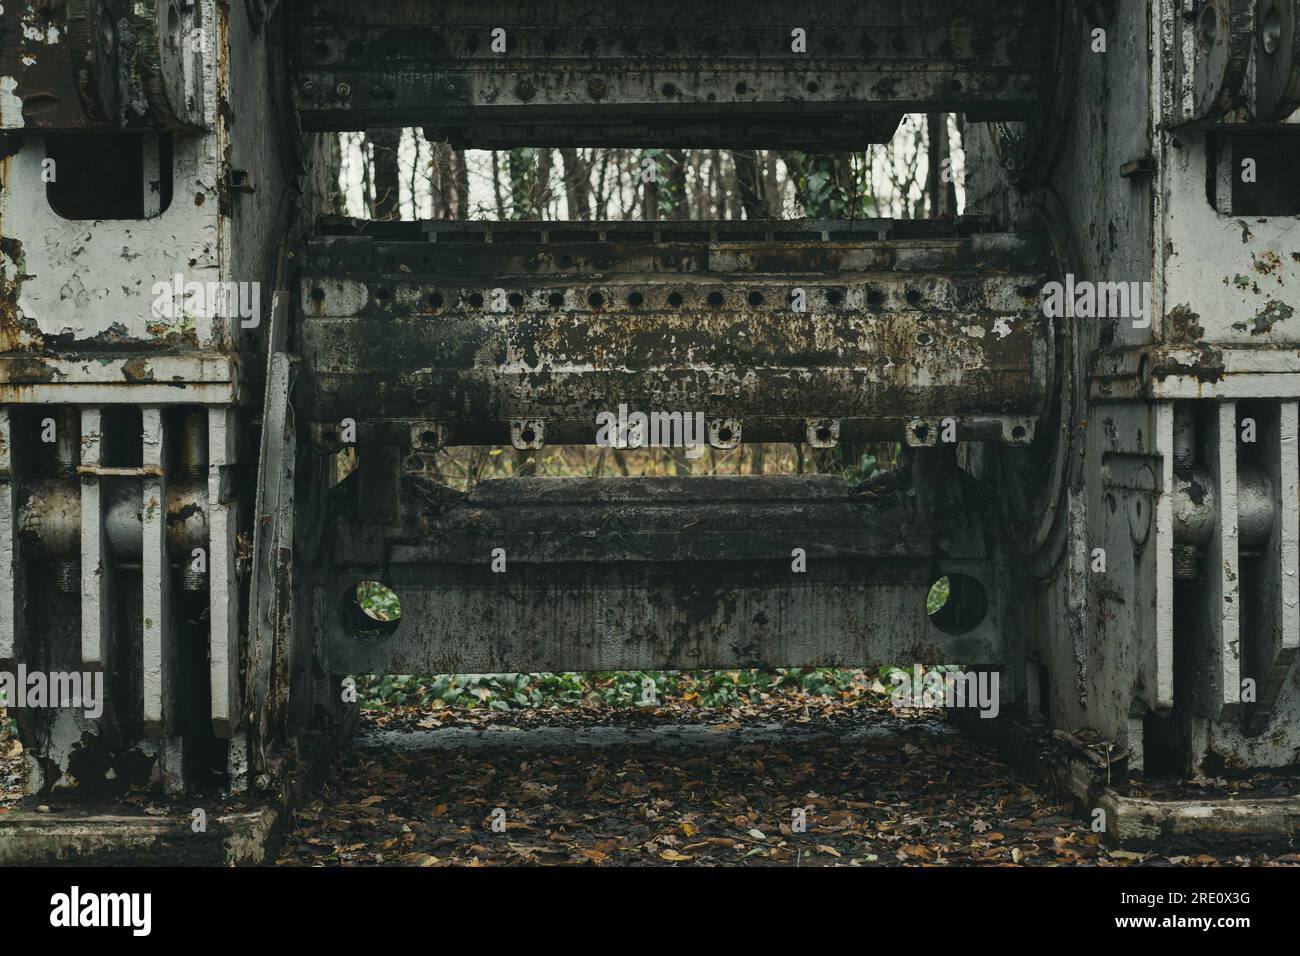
[
  {"left": 289, "top": 0, "right": 1047, "bottom": 140},
  {"left": 298, "top": 219, "right": 1049, "bottom": 444},
  {"left": 325, "top": 474, "right": 1001, "bottom": 674}
]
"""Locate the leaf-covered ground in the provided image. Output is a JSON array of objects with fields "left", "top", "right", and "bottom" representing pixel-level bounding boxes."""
[
  {"left": 4, "top": 672, "right": 1297, "bottom": 867},
  {"left": 275, "top": 678, "right": 1300, "bottom": 867}
]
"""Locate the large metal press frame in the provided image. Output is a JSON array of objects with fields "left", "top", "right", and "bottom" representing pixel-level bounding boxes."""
[{"left": 1, "top": 0, "right": 1298, "bottom": 856}]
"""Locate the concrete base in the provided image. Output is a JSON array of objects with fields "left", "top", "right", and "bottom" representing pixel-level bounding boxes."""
[
  {"left": 1096, "top": 791, "right": 1300, "bottom": 847},
  {"left": 966, "top": 711, "right": 1300, "bottom": 850},
  {"left": 0, "top": 807, "right": 279, "bottom": 866},
  {"left": 0, "top": 708, "right": 361, "bottom": 865}
]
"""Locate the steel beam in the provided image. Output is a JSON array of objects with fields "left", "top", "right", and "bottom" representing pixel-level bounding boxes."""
[
  {"left": 288, "top": 0, "right": 1048, "bottom": 141},
  {"left": 324, "top": 473, "right": 1002, "bottom": 674},
  {"left": 299, "top": 219, "right": 1050, "bottom": 443}
]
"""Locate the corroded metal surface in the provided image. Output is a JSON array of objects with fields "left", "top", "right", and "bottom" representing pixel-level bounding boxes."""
[
  {"left": 0, "top": 0, "right": 206, "bottom": 130},
  {"left": 2, "top": 0, "right": 1299, "bottom": 834},
  {"left": 325, "top": 473, "right": 1002, "bottom": 674},
  {"left": 299, "top": 219, "right": 1050, "bottom": 441},
  {"left": 289, "top": 0, "right": 1046, "bottom": 141},
  {"left": 965, "top": 0, "right": 1300, "bottom": 782},
  {"left": 0, "top": 0, "right": 288, "bottom": 800}
]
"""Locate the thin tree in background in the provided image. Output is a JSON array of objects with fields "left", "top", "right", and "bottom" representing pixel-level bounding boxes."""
[
  {"left": 925, "top": 114, "right": 958, "bottom": 218},
  {"left": 338, "top": 123, "right": 953, "bottom": 480},
  {"left": 732, "top": 150, "right": 766, "bottom": 220},
  {"left": 366, "top": 128, "right": 402, "bottom": 220},
  {"left": 560, "top": 148, "right": 592, "bottom": 220},
  {"left": 452, "top": 148, "right": 470, "bottom": 219}
]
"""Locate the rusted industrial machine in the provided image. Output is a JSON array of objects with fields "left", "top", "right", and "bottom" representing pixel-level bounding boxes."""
[{"left": 1, "top": 0, "right": 1298, "bottom": 857}]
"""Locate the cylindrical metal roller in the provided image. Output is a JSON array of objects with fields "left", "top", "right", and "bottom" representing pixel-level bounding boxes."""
[
  {"left": 67, "top": 0, "right": 121, "bottom": 125},
  {"left": 1172, "top": 463, "right": 1275, "bottom": 548},
  {"left": 18, "top": 480, "right": 81, "bottom": 560},
  {"left": 1190, "top": 0, "right": 1255, "bottom": 119},
  {"left": 17, "top": 479, "right": 208, "bottom": 565},
  {"left": 116, "top": 0, "right": 204, "bottom": 128},
  {"left": 106, "top": 480, "right": 209, "bottom": 563},
  {"left": 1256, "top": 0, "right": 1300, "bottom": 119}
]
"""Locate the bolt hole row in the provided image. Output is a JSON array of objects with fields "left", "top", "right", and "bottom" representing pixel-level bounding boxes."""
[{"left": 344, "top": 286, "right": 929, "bottom": 311}]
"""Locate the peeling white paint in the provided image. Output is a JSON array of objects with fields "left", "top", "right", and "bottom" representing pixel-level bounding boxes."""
[{"left": 0, "top": 75, "right": 23, "bottom": 128}]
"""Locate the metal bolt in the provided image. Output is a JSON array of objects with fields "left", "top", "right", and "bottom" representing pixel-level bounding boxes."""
[
  {"left": 444, "top": 80, "right": 459, "bottom": 95},
  {"left": 301, "top": 80, "right": 318, "bottom": 99},
  {"left": 588, "top": 78, "right": 607, "bottom": 99},
  {"left": 516, "top": 79, "right": 535, "bottom": 100},
  {"left": 1015, "top": 73, "right": 1034, "bottom": 91},
  {"left": 335, "top": 82, "right": 351, "bottom": 98}
]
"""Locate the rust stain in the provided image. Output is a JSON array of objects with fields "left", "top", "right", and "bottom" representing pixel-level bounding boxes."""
[
  {"left": 122, "top": 357, "right": 156, "bottom": 382},
  {"left": 0, "top": 356, "right": 58, "bottom": 383},
  {"left": 1165, "top": 303, "right": 1205, "bottom": 344},
  {"left": 0, "top": 234, "right": 44, "bottom": 352},
  {"left": 1251, "top": 250, "right": 1283, "bottom": 280}
]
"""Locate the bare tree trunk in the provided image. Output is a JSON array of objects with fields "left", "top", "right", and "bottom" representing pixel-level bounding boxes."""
[
  {"left": 452, "top": 148, "right": 470, "bottom": 219},
  {"left": 491, "top": 151, "right": 506, "bottom": 219},
  {"left": 408, "top": 134, "right": 421, "bottom": 218},
  {"left": 616, "top": 150, "right": 631, "bottom": 218},
  {"left": 507, "top": 149, "right": 541, "bottom": 219},
  {"left": 432, "top": 143, "right": 455, "bottom": 220},
  {"left": 643, "top": 178, "right": 658, "bottom": 220},
  {"left": 560, "top": 148, "right": 592, "bottom": 220},
  {"left": 595, "top": 149, "right": 608, "bottom": 218},
  {"left": 665, "top": 148, "right": 688, "bottom": 219},
  {"left": 534, "top": 148, "right": 554, "bottom": 219},
  {"left": 723, "top": 153, "right": 742, "bottom": 219},
  {"left": 780, "top": 151, "right": 808, "bottom": 213},
  {"left": 926, "top": 114, "right": 955, "bottom": 218},
  {"left": 708, "top": 150, "right": 721, "bottom": 217},
  {"left": 314, "top": 133, "right": 346, "bottom": 216},
  {"left": 882, "top": 116, "right": 925, "bottom": 219},
  {"left": 833, "top": 153, "right": 855, "bottom": 214},
  {"left": 733, "top": 150, "right": 766, "bottom": 220},
  {"left": 691, "top": 152, "right": 707, "bottom": 219},
  {"left": 367, "top": 128, "right": 402, "bottom": 220},
  {"left": 762, "top": 151, "right": 782, "bottom": 217},
  {"left": 642, "top": 150, "right": 659, "bottom": 221}
]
